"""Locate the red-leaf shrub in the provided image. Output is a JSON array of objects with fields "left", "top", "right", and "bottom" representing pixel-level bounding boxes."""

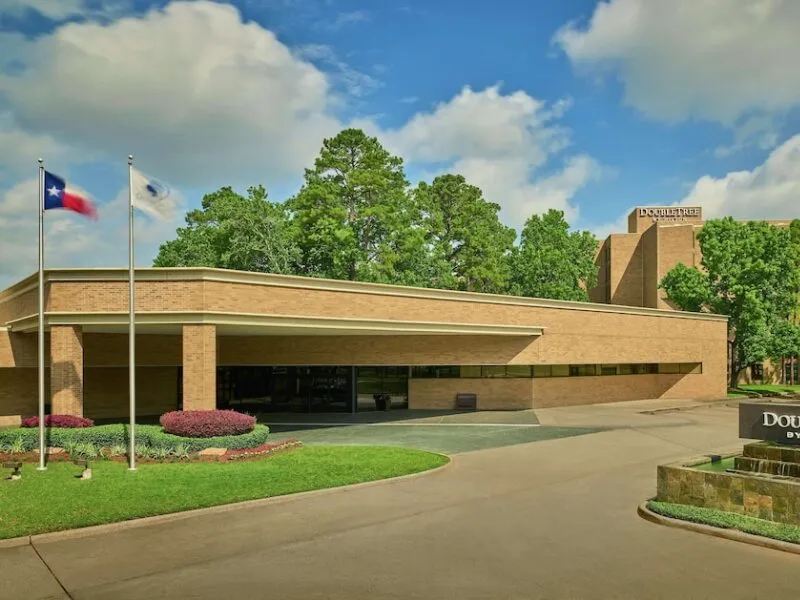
[
  {"left": 159, "top": 410, "right": 256, "bottom": 438},
  {"left": 21, "top": 415, "right": 94, "bottom": 428}
]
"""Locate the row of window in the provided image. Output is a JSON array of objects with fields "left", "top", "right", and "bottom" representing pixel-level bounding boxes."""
[{"left": 410, "top": 363, "right": 702, "bottom": 379}]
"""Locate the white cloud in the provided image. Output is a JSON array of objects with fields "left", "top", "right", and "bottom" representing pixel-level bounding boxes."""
[
  {"left": 555, "top": 0, "right": 800, "bottom": 134},
  {"left": 295, "top": 44, "right": 381, "bottom": 98},
  {"left": 0, "top": 1, "right": 342, "bottom": 188},
  {"left": 589, "top": 134, "right": 800, "bottom": 238},
  {"left": 380, "top": 85, "right": 601, "bottom": 224},
  {"left": 0, "top": 178, "right": 185, "bottom": 285},
  {"left": 317, "top": 10, "right": 369, "bottom": 31},
  {"left": 681, "top": 134, "right": 800, "bottom": 220},
  {"left": 0, "top": 114, "right": 72, "bottom": 184}
]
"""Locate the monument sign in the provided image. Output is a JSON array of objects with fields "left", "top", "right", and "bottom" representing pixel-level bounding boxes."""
[{"left": 739, "top": 401, "right": 800, "bottom": 444}]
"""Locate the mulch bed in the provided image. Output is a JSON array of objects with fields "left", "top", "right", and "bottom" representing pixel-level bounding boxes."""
[{"left": 0, "top": 439, "right": 303, "bottom": 466}]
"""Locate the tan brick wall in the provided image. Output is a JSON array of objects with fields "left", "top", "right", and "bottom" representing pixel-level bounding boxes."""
[
  {"left": 84, "top": 367, "right": 178, "bottom": 419},
  {"left": 409, "top": 378, "right": 533, "bottom": 410},
  {"left": 219, "top": 335, "right": 540, "bottom": 366},
  {"left": 50, "top": 325, "right": 83, "bottom": 416},
  {"left": 655, "top": 224, "right": 698, "bottom": 309},
  {"left": 607, "top": 234, "right": 644, "bottom": 306},
  {"left": 0, "top": 270, "right": 730, "bottom": 414},
  {"left": 0, "top": 330, "right": 39, "bottom": 367},
  {"left": 533, "top": 372, "right": 717, "bottom": 408},
  {"left": 182, "top": 324, "right": 216, "bottom": 410},
  {"left": 588, "top": 239, "right": 609, "bottom": 303},
  {"left": 46, "top": 280, "right": 205, "bottom": 313},
  {"left": 83, "top": 334, "right": 181, "bottom": 367},
  {"left": 0, "top": 286, "right": 38, "bottom": 325},
  {"left": 641, "top": 225, "right": 659, "bottom": 308},
  {"left": 0, "top": 368, "right": 45, "bottom": 425}
]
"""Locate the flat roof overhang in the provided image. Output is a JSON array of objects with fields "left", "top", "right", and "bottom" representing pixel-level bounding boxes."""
[{"left": 5, "top": 311, "right": 545, "bottom": 337}]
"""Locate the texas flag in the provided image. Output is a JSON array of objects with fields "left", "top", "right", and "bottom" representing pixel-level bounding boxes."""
[{"left": 44, "top": 170, "right": 98, "bottom": 220}]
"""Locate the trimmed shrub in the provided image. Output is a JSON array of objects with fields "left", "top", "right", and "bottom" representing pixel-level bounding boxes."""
[
  {"left": 160, "top": 410, "right": 256, "bottom": 438},
  {"left": 0, "top": 424, "right": 269, "bottom": 453},
  {"left": 22, "top": 415, "right": 94, "bottom": 428}
]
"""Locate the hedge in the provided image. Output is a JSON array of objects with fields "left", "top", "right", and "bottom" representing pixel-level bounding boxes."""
[
  {"left": 160, "top": 409, "right": 256, "bottom": 437},
  {"left": 0, "top": 424, "right": 270, "bottom": 453}
]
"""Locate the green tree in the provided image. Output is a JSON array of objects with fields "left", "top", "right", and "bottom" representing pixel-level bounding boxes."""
[
  {"left": 154, "top": 185, "right": 299, "bottom": 274},
  {"left": 287, "top": 128, "right": 421, "bottom": 283},
  {"left": 413, "top": 174, "right": 515, "bottom": 293},
  {"left": 660, "top": 218, "right": 800, "bottom": 387},
  {"left": 509, "top": 209, "right": 599, "bottom": 301}
]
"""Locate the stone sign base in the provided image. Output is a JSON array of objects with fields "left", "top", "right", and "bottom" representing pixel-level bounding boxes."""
[{"left": 656, "top": 452, "right": 800, "bottom": 525}]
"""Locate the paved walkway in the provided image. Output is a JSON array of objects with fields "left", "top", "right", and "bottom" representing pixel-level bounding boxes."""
[{"left": 4, "top": 399, "right": 798, "bottom": 600}]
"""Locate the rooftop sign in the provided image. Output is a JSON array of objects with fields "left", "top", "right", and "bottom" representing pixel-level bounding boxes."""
[{"left": 638, "top": 206, "right": 702, "bottom": 221}]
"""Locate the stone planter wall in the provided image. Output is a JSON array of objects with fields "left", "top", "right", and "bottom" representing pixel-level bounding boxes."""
[{"left": 656, "top": 457, "right": 800, "bottom": 525}]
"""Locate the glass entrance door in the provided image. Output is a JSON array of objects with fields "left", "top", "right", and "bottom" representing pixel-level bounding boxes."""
[{"left": 356, "top": 366, "right": 409, "bottom": 411}]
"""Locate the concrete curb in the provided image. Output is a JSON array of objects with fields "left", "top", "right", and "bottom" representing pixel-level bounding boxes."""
[
  {"left": 637, "top": 500, "right": 800, "bottom": 556},
  {"left": 0, "top": 453, "right": 452, "bottom": 548}
]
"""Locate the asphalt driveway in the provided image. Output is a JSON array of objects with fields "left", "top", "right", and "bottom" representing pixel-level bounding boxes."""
[{"left": 4, "top": 398, "right": 799, "bottom": 600}]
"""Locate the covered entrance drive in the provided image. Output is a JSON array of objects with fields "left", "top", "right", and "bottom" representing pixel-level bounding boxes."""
[{"left": 215, "top": 366, "right": 410, "bottom": 414}]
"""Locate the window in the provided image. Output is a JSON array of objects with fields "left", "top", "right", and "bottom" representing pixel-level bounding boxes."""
[
  {"left": 460, "top": 366, "right": 482, "bottom": 378},
  {"left": 600, "top": 365, "right": 618, "bottom": 376},
  {"left": 680, "top": 363, "right": 702, "bottom": 375},
  {"left": 551, "top": 365, "right": 570, "bottom": 377},
  {"left": 506, "top": 365, "right": 532, "bottom": 378},
  {"left": 658, "top": 363, "right": 681, "bottom": 374},
  {"left": 483, "top": 365, "right": 509, "bottom": 378},
  {"left": 569, "top": 364, "right": 597, "bottom": 377},
  {"left": 533, "top": 365, "right": 551, "bottom": 378},
  {"left": 437, "top": 366, "right": 460, "bottom": 378},
  {"left": 411, "top": 366, "right": 436, "bottom": 378},
  {"left": 750, "top": 363, "right": 763, "bottom": 381}
]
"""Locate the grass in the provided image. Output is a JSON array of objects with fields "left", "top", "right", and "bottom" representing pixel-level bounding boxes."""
[
  {"left": 728, "top": 384, "right": 800, "bottom": 398},
  {"left": 647, "top": 501, "right": 800, "bottom": 545},
  {"left": 0, "top": 445, "right": 447, "bottom": 540}
]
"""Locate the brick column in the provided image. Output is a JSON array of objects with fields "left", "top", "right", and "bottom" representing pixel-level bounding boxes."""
[
  {"left": 182, "top": 324, "right": 217, "bottom": 411},
  {"left": 50, "top": 325, "right": 84, "bottom": 416}
]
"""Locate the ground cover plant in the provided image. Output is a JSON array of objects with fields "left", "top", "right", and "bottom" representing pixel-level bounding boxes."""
[{"left": 648, "top": 501, "right": 800, "bottom": 545}]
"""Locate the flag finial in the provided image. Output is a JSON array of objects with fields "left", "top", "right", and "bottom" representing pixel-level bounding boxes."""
[{"left": 37, "top": 158, "right": 43, "bottom": 165}]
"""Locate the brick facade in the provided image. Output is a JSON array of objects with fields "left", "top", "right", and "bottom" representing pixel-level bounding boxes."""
[
  {"left": 182, "top": 324, "right": 216, "bottom": 411},
  {"left": 0, "top": 268, "right": 729, "bottom": 419},
  {"left": 50, "top": 325, "right": 84, "bottom": 417}
]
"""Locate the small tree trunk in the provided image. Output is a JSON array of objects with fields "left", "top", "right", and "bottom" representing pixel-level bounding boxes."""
[{"left": 781, "top": 357, "right": 786, "bottom": 385}]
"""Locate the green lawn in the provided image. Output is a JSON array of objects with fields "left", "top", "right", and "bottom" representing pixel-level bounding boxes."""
[
  {"left": 0, "top": 446, "right": 447, "bottom": 540},
  {"left": 647, "top": 501, "right": 800, "bottom": 545},
  {"left": 728, "top": 384, "right": 800, "bottom": 399}
]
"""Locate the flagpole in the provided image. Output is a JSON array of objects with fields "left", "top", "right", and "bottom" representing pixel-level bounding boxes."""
[
  {"left": 37, "top": 158, "right": 46, "bottom": 471},
  {"left": 128, "top": 155, "right": 136, "bottom": 471}
]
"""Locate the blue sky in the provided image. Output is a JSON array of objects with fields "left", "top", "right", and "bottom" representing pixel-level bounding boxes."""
[{"left": 0, "top": 0, "right": 799, "bottom": 287}]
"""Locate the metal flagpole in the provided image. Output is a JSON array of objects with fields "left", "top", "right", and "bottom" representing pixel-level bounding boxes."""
[
  {"left": 128, "top": 155, "right": 136, "bottom": 471},
  {"left": 37, "top": 159, "right": 46, "bottom": 471}
]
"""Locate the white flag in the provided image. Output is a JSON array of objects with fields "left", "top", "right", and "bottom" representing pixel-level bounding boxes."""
[{"left": 130, "top": 167, "right": 175, "bottom": 220}]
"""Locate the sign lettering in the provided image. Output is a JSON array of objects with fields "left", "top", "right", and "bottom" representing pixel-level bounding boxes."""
[{"left": 638, "top": 206, "right": 702, "bottom": 222}]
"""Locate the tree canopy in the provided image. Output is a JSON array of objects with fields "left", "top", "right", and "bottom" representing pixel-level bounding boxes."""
[
  {"left": 154, "top": 185, "right": 299, "bottom": 274},
  {"left": 154, "top": 127, "right": 599, "bottom": 302},
  {"left": 660, "top": 218, "right": 800, "bottom": 386},
  {"left": 510, "top": 209, "right": 599, "bottom": 301},
  {"left": 414, "top": 174, "right": 515, "bottom": 293}
]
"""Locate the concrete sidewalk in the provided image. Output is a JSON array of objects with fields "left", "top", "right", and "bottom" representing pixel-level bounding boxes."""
[{"left": 3, "top": 399, "right": 798, "bottom": 600}]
